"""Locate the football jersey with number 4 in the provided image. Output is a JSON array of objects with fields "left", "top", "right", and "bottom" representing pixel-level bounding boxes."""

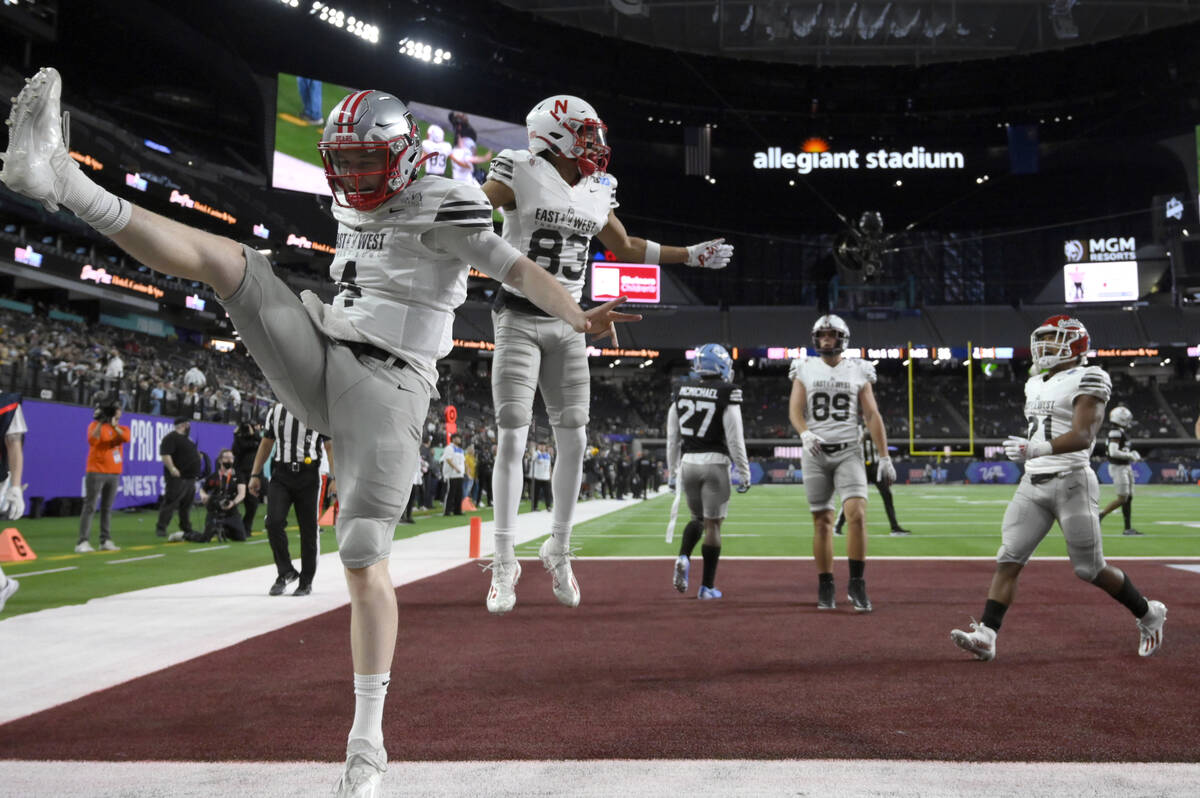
[
  {"left": 789, "top": 357, "right": 876, "bottom": 444},
  {"left": 1022, "top": 365, "right": 1111, "bottom": 474},
  {"left": 487, "top": 148, "right": 618, "bottom": 303}
]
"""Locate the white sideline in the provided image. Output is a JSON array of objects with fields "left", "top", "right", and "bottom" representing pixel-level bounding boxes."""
[
  {"left": 1, "top": 759, "right": 1198, "bottom": 798},
  {"left": 0, "top": 497, "right": 638, "bottom": 725}
]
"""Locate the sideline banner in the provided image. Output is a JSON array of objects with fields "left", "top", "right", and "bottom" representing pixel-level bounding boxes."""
[{"left": 21, "top": 400, "right": 234, "bottom": 508}]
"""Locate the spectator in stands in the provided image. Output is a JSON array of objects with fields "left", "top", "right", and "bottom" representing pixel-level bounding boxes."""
[
  {"left": 183, "top": 362, "right": 206, "bottom": 388},
  {"left": 155, "top": 417, "right": 202, "bottom": 538},
  {"left": 104, "top": 348, "right": 124, "bottom": 379},
  {"left": 76, "top": 398, "right": 130, "bottom": 552}
]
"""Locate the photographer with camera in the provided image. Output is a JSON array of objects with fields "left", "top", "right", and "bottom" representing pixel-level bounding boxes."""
[
  {"left": 169, "top": 449, "right": 247, "bottom": 543},
  {"left": 232, "top": 420, "right": 263, "bottom": 533},
  {"left": 76, "top": 400, "right": 130, "bottom": 553}
]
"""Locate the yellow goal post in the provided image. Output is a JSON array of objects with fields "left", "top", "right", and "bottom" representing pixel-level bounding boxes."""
[{"left": 907, "top": 340, "right": 975, "bottom": 456}]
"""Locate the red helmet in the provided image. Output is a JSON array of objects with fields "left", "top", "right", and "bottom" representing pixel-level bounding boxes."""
[
  {"left": 318, "top": 90, "right": 422, "bottom": 211},
  {"left": 1031, "top": 315, "right": 1089, "bottom": 371}
]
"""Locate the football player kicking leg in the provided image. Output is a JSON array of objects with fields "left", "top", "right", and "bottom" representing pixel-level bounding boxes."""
[
  {"left": 1, "top": 69, "right": 638, "bottom": 797},
  {"left": 951, "top": 316, "right": 1166, "bottom": 662},
  {"left": 480, "top": 95, "right": 733, "bottom": 614}
]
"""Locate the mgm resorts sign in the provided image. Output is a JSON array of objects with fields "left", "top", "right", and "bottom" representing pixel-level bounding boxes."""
[{"left": 753, "top": 146, "right": 965, "bottom": 174}]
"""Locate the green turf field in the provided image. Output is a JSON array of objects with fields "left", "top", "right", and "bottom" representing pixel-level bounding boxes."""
[
  {"left": 274, "top": 72, "right": 355, "bottom": 168},
  {"left": 3, "top": 484, "right": 1197, "bottom": 618}
]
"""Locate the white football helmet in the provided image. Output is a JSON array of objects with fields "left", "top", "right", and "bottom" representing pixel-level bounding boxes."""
[
  {"left": 526, "top": 95, "right": 610, "bottom": 176},
  {"left": 459, "top": 136, "right": 475, "bottom": 153},
  {"left": 811, "top": 314, "right": 850, "bottom": 355},
  {"left": 1110, "top": 406, "right": 1133, "bottom": 428},
  {"left": 1031, "top": 314, "right": 1089, "bottom": 372},
  {"left": 319, "top": 90, "right": 422, "bottom": 211},
  {"left": 425, "top": 123, "right": 445, "bottom": 143}
]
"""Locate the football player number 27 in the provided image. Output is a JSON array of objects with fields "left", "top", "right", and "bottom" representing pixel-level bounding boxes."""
[
  {"left": 677, "top": 399, "right": 716, "bottom": 438},
  {"left": 811, "top": 392, "right": 851, "bottom": 422},
  {"left": 528, "top": 228, "right": 587, "bottom": 280}
]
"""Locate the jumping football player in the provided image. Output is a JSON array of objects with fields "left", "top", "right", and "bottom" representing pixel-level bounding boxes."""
[
  {"left": 788, "top": 314, "right": 895, "bottom": 612},
  {"left": 0, "top": 68, "right": 638, "bottom": 797},
  {"left": 479, "top": 94, "right": 733, "bottom": 614},
  {"left": 950, "top": 316, "right": 1166, "bottom": 662},
  {"left": 1098, "top": 405, "right": 1141, "bottom": 535},
  {"left": 667, "top": 344, "right": 751, "bottom": 600}
]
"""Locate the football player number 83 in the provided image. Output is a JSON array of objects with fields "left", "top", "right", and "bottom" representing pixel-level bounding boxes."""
[
  {"left": 678, "top": 398, "right": 716, "bottom": 437},
  {"left": 527, "top": 228, "right": 588, "bottom": 280}
]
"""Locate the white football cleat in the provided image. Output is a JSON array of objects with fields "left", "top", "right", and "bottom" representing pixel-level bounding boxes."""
[
  {"left": 1136, "top": 600, "right": 1167, "bottom": 657},
  {"left": 333, "top": 740, "right": 386, "bottom": 798},
  {"left": 539, "top": 538, "right": 580, "bottom": 608},
  {"left": 485, "top": 558, "right": 521, "bottom": 614},
  {"left": 0, "top": 577, "right": 18, "bottom": 613},
  {"left": 950, "top": 619, "right": 997, "bottom": 662},
  {"left": 0, "top": 67, "right": 78, "bottom": 212},
  {"left": 99, "top": 539, "right": 119, "bottom": 551},
  {"left": 673, "top": 555, "right": 689, "bottom": 593},
  {"left": 74, "top": 540, "right": 94, "bottom": 553}
]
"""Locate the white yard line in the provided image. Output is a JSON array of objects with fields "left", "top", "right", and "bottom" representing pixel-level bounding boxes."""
[
  {"left": 0, "top": 497, "right": 637, "bottom": 725},
  {"left": 0, "top": 759, "right": 1198, "bottom": 798}
]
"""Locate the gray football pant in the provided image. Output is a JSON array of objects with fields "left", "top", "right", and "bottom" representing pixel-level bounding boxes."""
[
  {"left": 78, "top": 472, "right": 119, "bottom": 543},
  {"left": 998, "top": 468, "right": 1106, "bottom": 581},
  {"left": 801, "top": 445, "right": 868, "bottom": 513},
  {"left": 680, "top": 462, "right": 731, "bottom": 521},
  {"left": 220, "top": 247, "right": 430, "bottom": 569}
]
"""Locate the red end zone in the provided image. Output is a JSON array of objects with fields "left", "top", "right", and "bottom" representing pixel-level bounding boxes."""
[{"left": 0, "top": 560, "right": 1194, "bottom": 763}]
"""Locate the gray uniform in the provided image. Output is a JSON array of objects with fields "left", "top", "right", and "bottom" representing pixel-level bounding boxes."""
[
  {"left": 997, "top": 365, "right": 1113, "bottom": 581},
  {"left": 1106, "top": 426, "right": 1136, "bottom": 496},
  {"left": 789, "top": 356, "right": 875, "bottom": 512},
  {"left": 221, "top": 177, "right": 515, "bottom": 569},
  {"left": 486, "top": 149, "right": 617, "bottom": 430}
]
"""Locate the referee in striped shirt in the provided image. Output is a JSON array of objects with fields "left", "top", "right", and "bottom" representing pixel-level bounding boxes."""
[{"left": 249, "top": 402, "right": 334, "bottom": 596}]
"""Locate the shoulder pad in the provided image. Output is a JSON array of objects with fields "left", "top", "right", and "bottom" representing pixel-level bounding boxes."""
[
  {"left": 788, "top": 359, "right": 805, "bottom": 381},
  {"left": 858, "top": 359, "right": 877, "bottom": 384},
  {"left": 487, "top": 149, "right": 519, "bottom": 186},
  {"left": 432, "top": 178, "right": 493, "bottom": 229}
]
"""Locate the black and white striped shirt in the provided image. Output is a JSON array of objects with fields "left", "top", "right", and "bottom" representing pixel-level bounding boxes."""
[{"left": 264, "top": 404, "right": 326, "bottom": 466}]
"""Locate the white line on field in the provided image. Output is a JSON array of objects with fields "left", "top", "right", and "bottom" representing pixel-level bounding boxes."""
[
  {"left": 6, "top": 566, "right": 78, "bottom": 577},
  {"left": 104, "top": 554, "right": 165, "bottom": 565},
  {"left": 186, "top": 545, "right": 230, "bottom": 554}
]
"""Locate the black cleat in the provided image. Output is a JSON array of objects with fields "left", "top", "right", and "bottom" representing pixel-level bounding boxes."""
[
  {"left": 293, "top": 583, "right": 312, "bottom": 596},
  {"left": 817, "top": 580, "right": 836, "bottom": 610},
  {"left": 847, "top": 577, "right": 873, "bottom": 613},
  {"left": 890, "top": 527, "right": 912, "bottom": 536},
  {"left": 833, "top": 526, "right": 845, "bottom": 536},
  {"left": 269, "top": 571, "right": 300, "bottom": 596},
  {"left": 1123, "top": 528, "right": 1143, "bottom": 536}
]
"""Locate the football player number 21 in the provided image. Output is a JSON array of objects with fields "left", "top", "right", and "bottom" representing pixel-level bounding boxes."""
[
  {"left": 678, "top": 398, "right": 716, "bottom": 437},
  {"left": 1027, "top": 415, "right": 1052, "bottom": 441},
  {"left": 527, "top": 228, "right": 587, "bottom": 280}
]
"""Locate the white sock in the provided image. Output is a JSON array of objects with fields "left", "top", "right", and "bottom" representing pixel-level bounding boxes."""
[
  {"left": 0, "top": 565, "right": 7, "bottom": 589},
  {"left": 61, "top": 164, "right": 131, "bottom": 236},
  {"left": 550, "top": 426, "right": 586, "bottom": 548},
  {"left": 492, "top": 426, "right": 528, "bottom": 562},
  {"left": 348, "top": 672, "right": 390, "bottom": 750}
]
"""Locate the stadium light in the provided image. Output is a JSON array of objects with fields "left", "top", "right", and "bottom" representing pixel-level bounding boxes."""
[
  {"left": 398, "top": 37, "right": 452, "bottom": 64},
  {"left": 310, "top": 2, "right": 379, "bottom": 43}
]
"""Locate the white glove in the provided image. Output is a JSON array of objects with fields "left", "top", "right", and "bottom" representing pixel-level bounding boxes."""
[
  {"left": 0, "top": 485, "right": 24, "bottom": 520},
  {"left": 686, "top": 238, "right": 732, "bottom": 270},
  {"left": 1130, "top": 450, "right": 1142, "bottom": 462},
  {"left": 800, "top": 430, "right": 825, "bottom": 457},
  {"left": 1004, "top": 436, "right": 1052, "bottom": 464},
  {"left": 876, "top": 456, "right": 896, "bottom": 485}
]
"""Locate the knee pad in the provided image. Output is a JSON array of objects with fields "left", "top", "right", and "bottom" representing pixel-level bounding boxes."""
[
  {"left": 336, "top": 515, "right": 392, "bottom": 570},
  {"left": 496, "top": 401, "right": 532, "bottom": 429},
  {"left": 551, "top": 405, "right": 589, "bottom": 429},
  {"left": 1074, "top": 559, "right": 1103, "bottom": 582}
]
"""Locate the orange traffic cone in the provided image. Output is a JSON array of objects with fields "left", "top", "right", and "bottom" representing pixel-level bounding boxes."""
[
  {"left": 461, "top": 496, "right": 477, "bottom": 513},
  {"left": 319, "top": 502, "right": 337, "bottom": 527},
  {"left": 0, "top": 527, "right": 36, "bottom": 562}
]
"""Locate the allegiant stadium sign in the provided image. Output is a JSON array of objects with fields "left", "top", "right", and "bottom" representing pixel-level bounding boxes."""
[{"left": 753, "top": 146, "right": 965, "bottom": 174}]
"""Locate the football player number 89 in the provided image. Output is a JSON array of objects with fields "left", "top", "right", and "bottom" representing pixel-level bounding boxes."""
[
  {"left": 811, "top": 392, "right": 851, "bottom": 422},
  {"left": 527, "top": 228, "right": 588, "bottom": 280}
]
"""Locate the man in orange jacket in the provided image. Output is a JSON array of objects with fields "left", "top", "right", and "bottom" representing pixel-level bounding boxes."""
[{"left": 77, "top": 399, "right": 130, "bottom": 552}]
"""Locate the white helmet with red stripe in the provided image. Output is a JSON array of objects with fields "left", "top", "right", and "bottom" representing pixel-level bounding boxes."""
[
  {"left": 526, "top": 95, "right": 610, "bottom": 176},
  {"left": 1031, "top": 314, "right": 1090, "bottom": 371},
  {"left": 318, "top": 90, "right": 422, "bottom": 211}
]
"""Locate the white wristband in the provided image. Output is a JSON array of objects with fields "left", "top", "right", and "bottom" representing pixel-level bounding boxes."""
[{"left": 643, "top": 240, "right": 661, "bottom": 264}]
